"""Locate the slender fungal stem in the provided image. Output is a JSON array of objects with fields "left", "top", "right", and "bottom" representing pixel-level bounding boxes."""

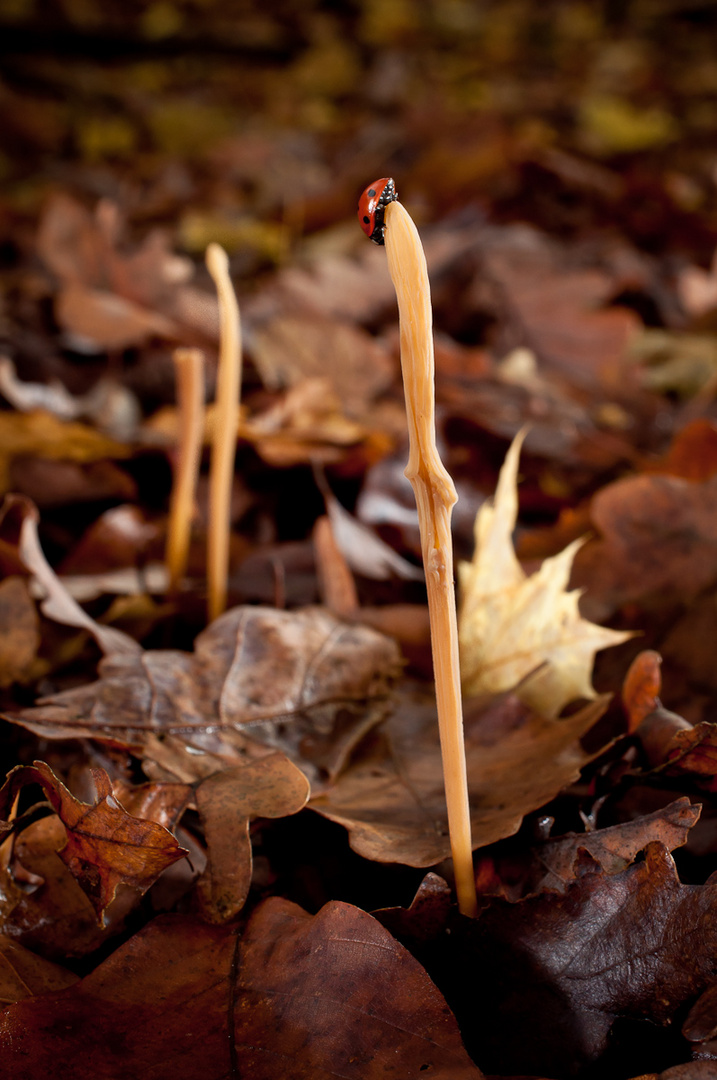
[
  {"left": 383, "top": 199, "right": 477, "bottom": 918},
  {"left": 166, "top": 348, "right": 205, "bottom": 593},
  {"left": 206, "top": 243, "right": 242, "bottom": 622}
]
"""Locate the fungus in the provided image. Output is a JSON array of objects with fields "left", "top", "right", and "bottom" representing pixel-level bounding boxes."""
[
  {"left": 206, "top": 243, "right": 242, "bottom": 622},
  {"left": 381, "top": 195, "right": 477, "bottom": 917},
  {"left": 165, "top": 347, "right": 205, "bottom": 593}
]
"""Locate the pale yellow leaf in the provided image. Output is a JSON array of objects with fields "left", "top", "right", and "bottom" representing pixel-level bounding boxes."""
[{"left": 458, "top": 430, "right": 631, "bottom": 717}]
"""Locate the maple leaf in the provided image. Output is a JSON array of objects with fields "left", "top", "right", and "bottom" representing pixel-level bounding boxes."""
[{"left": 458, "top": 431, "right": 631, "bottom": 717}]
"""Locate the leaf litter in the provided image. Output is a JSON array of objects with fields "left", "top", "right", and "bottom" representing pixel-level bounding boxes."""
[{"left": 5, "top": 8, "right": 717, "bottom": 1076}]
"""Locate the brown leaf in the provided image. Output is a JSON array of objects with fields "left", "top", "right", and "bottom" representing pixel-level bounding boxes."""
[
  {"left": 644, "top": 419, "right": 717, "bottom": 482},
  {"left": 36, "top": 193, "right": 214, "bottom": 342},
  {"left": 0, "top": 901, "right": 483, "bottom": 1078},
  {"left": 10, "top": 605, "right": 402, "bottom": 785},
  {"left": 529, "top": 797, "right": 701, "bottom": 894},
  {"left": 623, "top": 649, "right": 663, "bottom": 732},
  {"left": 0, "top": 576, "right": 40, "bottom": 687},
  {"left": 481, "top": 225, "right": 640, "bottom": 390},
  {"left": 663, "top": 722, "right": 717, "bottom": 780},
  {"left": 0, "top": 814, "right": 141, "bottom": 961},
  {"left": 56, "top": 283, "right": 178, "bottom": 350},
  {"left": 0, "top": 410, "right": 130, "bottom": 496},
  {"left": 250, "top": 314, "right": 395, "bottom": 417},
  {"left": 311, "top": 685, "right": 610, "bottom": 866},
  {"left": 11, "top": 494, "right": 141, "bottom": 657},
  {"left": 574, "top": 471, "right": 717, "bottom": 621},
  {"left": 0, "top": 762, "right": 187, "bottom": 921},
  {"left": 457, "top": 843, "right": 717, "bottom": 1076},
  {"left": 0, "top": 937, "right": 78, "bottom": 1005},
  {"left": 195, "top": 753, "right": 309, "bottom": 923}
]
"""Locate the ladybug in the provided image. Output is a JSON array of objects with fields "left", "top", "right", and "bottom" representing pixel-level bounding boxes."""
[{"left": 358, "top": 177, "right": 398, "bottom": 245}]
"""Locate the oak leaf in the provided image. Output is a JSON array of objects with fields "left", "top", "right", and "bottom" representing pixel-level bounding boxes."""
[
  {"left": 457, "top": 842, "right": 717, "bottom": 1076},
  {"left": 458, "top": 431, "right": 631, "bottom": 717}
]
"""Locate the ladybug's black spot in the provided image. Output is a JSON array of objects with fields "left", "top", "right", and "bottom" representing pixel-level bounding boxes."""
[
  {"left": 363, "top": 215, "right": 370, "bottom": 224},
  {"left": 368, "top": 188, "right": 377, "bottom": 197}
]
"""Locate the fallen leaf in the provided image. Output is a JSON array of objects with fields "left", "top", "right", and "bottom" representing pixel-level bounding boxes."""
[
  {"left": 456, "top": 842, "right": 717, "bottom": 1076},
  {"left": 0, "top": 937, "right": 78, "bottom": 1005},
  {"left": 313, "top": 514, "right": 359, "bottom": 616},
  {"left": 195, "top": 753, "right": 310, "bottom": 923},
  {"left": 9, "top": 605, "right": 402, "bottom": 786},
  {"left": 480, "top": 224, "right": 640, "bottom": 389},
  {"left": 458, "top": 431, "right": 630, "bottom": 716},
  {"left": 11, "top": 494, "right": 141, "bottom": 658},
  {"left": 0, "top": 815, "right": 138, "bottom": 961},
  {"left": 0, "top": 761, "right": 187, "bottom": 921},
  {"left": 574, "top": 470, "right": 717, "bottom": 621},
  {"left": 0, "top": 411, "right": 130, "bottom": 495},
  {"left": 56, "top": 282, "right": 178, "bottom": 351},
  {"left": 0, "top": 901, "right": 483, "bottom": 1079},
  {"left": 623, "top": 650, "right": 663, "bottom": 732},
  {"left": 319, "top": 479, "right": 423, "bottom": 582},
  {"left": 311, "top": 684, "right": 610, "bottom": 865},
  {"left": 243, "top": 377, "right": 383, "bottom": 467},
  {"left": 59, "top": 504, "right": 158, "bottom": 575},
  {"left": 36, "top": 193, "right": 217, "bottom": 344},
  {"left": 249, "top": 314, "right": 394, "bottom": 417},
  {"left": 0, "top": 576, "right": 40, "bottom": 687},
  {"left": 528, "top": 797, "right": 701, "bottom": 895},
  {"left": 643, "top": 420, "right": 717, "bottom": 482}
]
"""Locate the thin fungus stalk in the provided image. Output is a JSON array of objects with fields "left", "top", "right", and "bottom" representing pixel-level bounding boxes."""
[
  {"left": 165, "top": 347, "right": 205, "bottom": 593},
  {"left": 206, "top": 243, "right": 242, "bottom": 622},
  {"left": 383, "top": 198, "right": 477, "bottom": 918}
]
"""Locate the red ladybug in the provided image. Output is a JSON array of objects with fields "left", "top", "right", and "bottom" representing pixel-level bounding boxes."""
[{"left": 358, "top": 177, "right": 398, "bottom": 245}]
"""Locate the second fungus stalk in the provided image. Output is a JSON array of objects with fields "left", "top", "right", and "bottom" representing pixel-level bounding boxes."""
[
  {"left": 206, "top": 243, "right": 242, "bottom": 623},
  {"left": 165, "top": 347, "right": 205, "bottom": 593},
  {"left": 366, "top": 184, "right": 477, "bottom": 917}
]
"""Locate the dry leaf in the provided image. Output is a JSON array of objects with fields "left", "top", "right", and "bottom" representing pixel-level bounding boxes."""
[
  {"left": 311, "top": 684, "right": 610, "bottom": 865},
  {"left": 458, "top": 843, "right": 717, "bottom": 1076},
  {"left": 574, "top": 470, "right": 717, "bottom": 621},
  {"left": 0, "top": 900, "right": 483, "bottom": 1079},
  {"left": 195, "top": 753, "right": 310, "bottom": 923},
  {"left": 458, "top": 431, "right": 630, "bottom": 717},
  {"left": 0, "top": 576, "right": 40, "bottom": 687},
  {"left": 249, "top": 314, "right": 394, "bottom": 416},
  {"left": 0, "top": 938, "right": 78, "bottom": 1005},
  {"left": 0, "top": 411, "right": 130, "bottom": 496},
  {"left": 0, "top": 762, "right": 187, "bottom": 921},
  {"left": 529, "top": 797, "right": 701, "bottom": 894},
  {"left": 9, "top": 605, "right": 402, "bottom": 786}
]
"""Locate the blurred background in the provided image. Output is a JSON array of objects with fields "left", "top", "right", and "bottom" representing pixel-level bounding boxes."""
[{"left": 2, "top": 0, "right": 717, "bottom": 266}]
